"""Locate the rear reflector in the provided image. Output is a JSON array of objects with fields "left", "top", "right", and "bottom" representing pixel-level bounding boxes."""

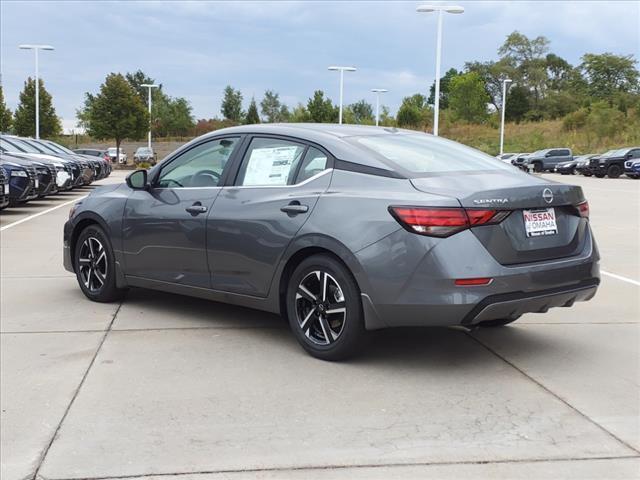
[
  {"left": 389, "top": 206, "right": 510, "bottom": 238},
  {"left": 577, "top": 200, "right": 589, "bottom": 219},
  {"left": 455, "top": 277, "right": 493, "bottom": 286}
]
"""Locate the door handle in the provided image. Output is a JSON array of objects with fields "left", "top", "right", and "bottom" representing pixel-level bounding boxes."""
[
  {"left": 280, "top": 202, "right": 309, "bottom": 215},
  {"left": 186, "top": 202, "right": 208, "bottom": 216}
]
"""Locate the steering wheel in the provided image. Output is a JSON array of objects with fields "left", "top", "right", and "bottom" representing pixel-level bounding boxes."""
[{"left": 192, "top": 169, "right": 221, "bottom": 187}]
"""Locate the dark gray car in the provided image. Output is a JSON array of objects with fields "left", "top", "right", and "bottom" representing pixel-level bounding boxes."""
[{"left": 63, "top": 125, "right": 599, "bottom": 360}]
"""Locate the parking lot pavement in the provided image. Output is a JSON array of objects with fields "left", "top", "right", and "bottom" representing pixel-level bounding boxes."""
[{"left": 1, "top": 171, "right": 639, "bottom": 480}]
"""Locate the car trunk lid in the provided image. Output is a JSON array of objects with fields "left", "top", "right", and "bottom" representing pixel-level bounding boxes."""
[{"left": 410, "top": 171, "right": 589, "bottom": 265}]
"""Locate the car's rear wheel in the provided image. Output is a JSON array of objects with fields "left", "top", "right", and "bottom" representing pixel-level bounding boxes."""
[
  {"left": 477, "top": 316, "right": 521, "bottom": 327},
  {"left": 286, "top": 254, "right": 365, "bottom": 361},
  {"left": 74, "top": 225, "right": 125, "bottom": 302},
  {"left": 607, "top": 164, "right": 622, "bottom": 178}
]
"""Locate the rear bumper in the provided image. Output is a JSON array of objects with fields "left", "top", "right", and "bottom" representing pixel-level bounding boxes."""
[
  {"left": 462, "top": 278, "right": 599, "bottom": 325},
  {"left": 356, "top": 224, "right": 600, "bottom": 329}
]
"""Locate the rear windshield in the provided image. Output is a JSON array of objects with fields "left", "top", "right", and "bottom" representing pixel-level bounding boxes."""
[{"left": 350, "top": 133, "right": 513, "bottom": 175}]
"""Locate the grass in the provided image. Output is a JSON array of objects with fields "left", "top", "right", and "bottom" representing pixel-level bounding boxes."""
[{"left": 440, "top": 115, "right": 640, "bottom": 156}]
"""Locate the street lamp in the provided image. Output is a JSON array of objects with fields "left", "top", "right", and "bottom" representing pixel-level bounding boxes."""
[
  {"left": 18, "top": 44, "right": 55, "bottom": 139},
  {"left": 141, "top": 84, "right": 159, "bottom": 149},
  {"left": 328, "top": 66, "right": 356, "bottom": 124},
  {"left": 371, "top": 89, "right": 388, "bottom": 126},
  {"left": 499, "top": 78, "right": 512, "bottom": 156},
  {"left": 416, "top": 4, "right": 464, "bottom": 136}
]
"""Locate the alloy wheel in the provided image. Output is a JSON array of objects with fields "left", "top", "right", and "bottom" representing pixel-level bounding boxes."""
[
  {"left": 295, "top": 271, "right": 346, "bottom": 345},
  {"left": 78, "top": 236, "right": 108, "bottom": 293}
]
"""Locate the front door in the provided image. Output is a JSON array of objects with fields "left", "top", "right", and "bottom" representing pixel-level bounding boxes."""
[
  {"left": 207, "top": 137, "right": 332, "bottom": 296},
  {"left": 122, "top": 136, "right": 241, "bottom": 288}
]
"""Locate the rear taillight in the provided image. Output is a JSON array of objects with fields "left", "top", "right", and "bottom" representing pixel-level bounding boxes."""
[
  {"left": 577, "top": 201, "right": 589, "bottom": 219},
  {"left": 389, "top": 206, "right": 510, "bottom": 238}
]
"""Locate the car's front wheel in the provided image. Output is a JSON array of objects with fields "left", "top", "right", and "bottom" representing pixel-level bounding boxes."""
[
  {"left": 74, "top": 225, "right": 125, "bottom": 302},
  {"left": 286, "top": 254, "right": 366, "bottom": 360},
  {"left": 607, "top": 164, "right": 622, "bottom": 178}
]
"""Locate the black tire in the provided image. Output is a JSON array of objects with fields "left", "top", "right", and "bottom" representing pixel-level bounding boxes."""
[
  {"left": 582, "top": 172, "right": 592, "bottom": 177},
  {"left": 286, "top": 254, "right": 366, "bottom": 361},
  {"left": 74, "top": 224, "right": 125, "bottom": 302},
  {"left": 607, "top": 164, "right": 622, "bottom": 178},
  {"left": 478, "top": 316, "right": 521, "bottom": 327},
  {"left": 595, "top": 173, "right": 605, "bottom": 178},
  {"left": 532, "top": 162, "right": 543, "bottom": 173}
]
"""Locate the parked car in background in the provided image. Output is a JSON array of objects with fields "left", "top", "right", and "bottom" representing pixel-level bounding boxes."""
[
  {"left": 0, "top": 154, "right": 38, "bottom": 205},
  {"left": 18, "top": 137, "right": 94, "bottom": 186},
  {"left": 556, "top": 154, "right": 596, "bottom": 175},
  {"left": 0, "top": 165, "right": 10, "bottom": 209},
  {"left": 524, "top": 148, "right": 573, "bottom": 172},
  {"left": 625, "top": 160, "right": 640, "bottom": 179},
  {"left": 588, "top": 147, "right": 640, "bottom": 178},
  {"left": 0, "top": 137, "right": 74, "bottom": 191},
  {"left": 511, "top": 153, "right": 530, "bottom": 170},
  {"left": 134, "top": 146, "right": 156, "bottom": 165},
  {"left": 107, "top": 147, "right": 127, "bottom": 164},
  {"left": 39, "top": 139, "right": 110, "bottom": 181},
  {"left": 64, "top": 124, "right": 599, "bottom": 360},
  {"left": 496, "top": 153, "right": 516, "bottom": 164},
  {"left": 74, "top": 149, "right": 112, "bottom": 176}
]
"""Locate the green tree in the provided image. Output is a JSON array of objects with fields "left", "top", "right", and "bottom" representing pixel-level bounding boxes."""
[
  {"left": 428, "top": 68, "right": 460, "bottom": 109},
  {"left": 260, "top": 90, "right": 289, "bottom": 123},
  {"left": 83, "top": 73, "right": 148, "bottom": 162},
  {"left": 245, "top": 97, "right": 260, "bottom": 124},
  {"left": 221, "top": 85, "right": 244, "bottom": 122},
  {"left": 396, "top": 94, "right": 431, "bottom": 130},
  {"left": 290, "top": 103, "right": 311, "bottom": 123},
  {"left": 0, "top": 86, "right": 13, "bottom": 132},
  {"left": 378, "top": 106, "right": 395, "bottom": 127},
  {"left": 448, "top": 72, "right": 489, "bottom": 123},
  {"left": 586, "top": 101, "right": 625, "bottom": 141},
  {"left": 307, "top": 90, "right": 337, "bottom": 123},
  {"left": 125, "top": 70, "right": 162, "bottom": 106},
  {"left": 348, "top": 99, "right": 374, "bottom": 124},
  {"left": 504, "top": 85, "right": 531, "bottom": 123},
  {"left": 466, "top": 59, "right": 516, "bottom": 112},
  {"left": 13, "top": 78, "right": 62, "bottom": 137},
  {"left": 580, "top": 53, "right": 640, "bottom": 103},
  {"left": 153, "top": 95, "right": 195, "bottom": 136}
]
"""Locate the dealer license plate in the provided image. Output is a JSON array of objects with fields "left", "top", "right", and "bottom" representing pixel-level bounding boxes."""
[{"left": 523, "top": 208, "right": 558, "bottom": 237}]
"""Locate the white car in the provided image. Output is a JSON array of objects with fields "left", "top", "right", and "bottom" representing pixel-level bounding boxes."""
[{"left": 107, "top": 147, "right": 127, "bottom": 164}]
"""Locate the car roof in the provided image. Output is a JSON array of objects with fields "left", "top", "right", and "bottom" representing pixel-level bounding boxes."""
[{"left": 189, "top": 123, "right": 421, "bottom": 171}]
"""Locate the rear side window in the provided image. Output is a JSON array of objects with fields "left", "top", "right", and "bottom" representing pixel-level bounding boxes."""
[
  {"left": 295, "top": 147, "right": 328, "bottom": 183},
  {"left": 236, "top": 138, "right": 306, "bottom": 186},
  {"left": 350, "top": 134, "right": 513, "bottom": 175}
]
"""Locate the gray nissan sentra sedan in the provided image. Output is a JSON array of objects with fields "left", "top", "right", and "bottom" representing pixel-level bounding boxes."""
[{"left": 64, "top": 124, "right": 599, "bottom": 360}]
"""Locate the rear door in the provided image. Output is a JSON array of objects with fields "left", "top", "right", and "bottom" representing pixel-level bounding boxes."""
[
  {"left": 122, "top": 136, "right": 242, "bottom": 287},
  {"left": 207, "top": 136, "right": 332, "bottom": 296}
]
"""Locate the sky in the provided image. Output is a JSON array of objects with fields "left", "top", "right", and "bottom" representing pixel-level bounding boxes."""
[{"left": 1, "top": 0, "right": 639, "bottom": 133}]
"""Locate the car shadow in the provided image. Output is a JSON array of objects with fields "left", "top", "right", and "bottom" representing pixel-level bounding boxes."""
[{"left": 115, "top": 288, "right": 564, "bottom": 368}]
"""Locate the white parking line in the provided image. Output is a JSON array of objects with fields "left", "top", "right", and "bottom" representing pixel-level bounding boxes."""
[
  {"left": 0, "top": 195, "right": 87, "bottom": 232},
  {"left": 601, "top": 270, "right": 640, "bottom": 287}
]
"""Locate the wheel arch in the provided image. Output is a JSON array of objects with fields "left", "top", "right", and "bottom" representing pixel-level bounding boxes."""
[{"left": 274, "top": 234, "right": 384, "bottom": 330}]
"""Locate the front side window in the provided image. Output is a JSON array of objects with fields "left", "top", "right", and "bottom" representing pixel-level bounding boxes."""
[
  {"left": 350, "top": 133, "right": 513, "bottom": 175},
  {"left": 236, "top": 138, "right": 306, "bottom": 186},
  {"left": 157, "top": 137, "right": 239, "bottom": 188}
]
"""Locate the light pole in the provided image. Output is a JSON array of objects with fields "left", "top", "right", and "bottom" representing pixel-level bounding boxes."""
[
  {"left": 141, "top": 84, "right": 159, "bottom": 149},
  {"left": 416, "top": 5, "right": 464, "bottom": 136},
  {"left": 328, "top": 66, "right": 356, "bottom": 124},
  {"left": 18, "top": 44, "right": 55, "bottom": 139},
  {"left": 499, "top": 78, "right": 512, "bottom": 156},
  {"left": 371, "top": 89, "right": 388, "bottom": 126}
]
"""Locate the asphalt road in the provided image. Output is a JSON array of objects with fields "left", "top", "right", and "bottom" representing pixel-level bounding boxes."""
[{"left": 1, "top": 170, "right": 639, "bottom": 480}]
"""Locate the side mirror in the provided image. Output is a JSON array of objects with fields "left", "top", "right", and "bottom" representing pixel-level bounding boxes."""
[{"left": 126, "top": 169, "right": 149, "bottom": 190}]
